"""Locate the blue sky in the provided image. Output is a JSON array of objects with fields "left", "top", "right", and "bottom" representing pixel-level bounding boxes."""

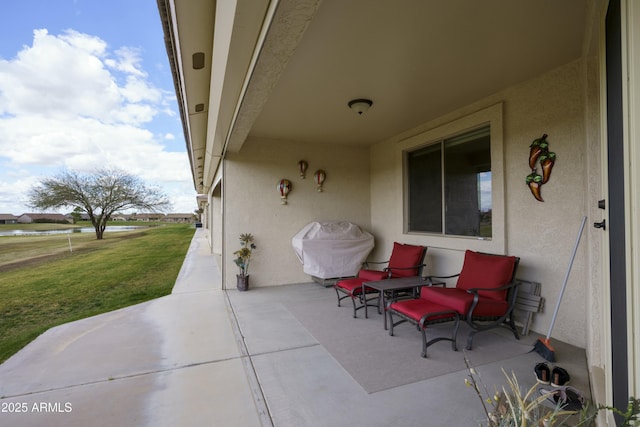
[{"left": 0, "top": 0, "right": 195, "bottom": 215}]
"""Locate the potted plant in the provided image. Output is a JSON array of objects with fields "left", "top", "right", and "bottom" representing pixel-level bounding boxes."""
[{"left": 234, "top": 233, "right": 256, "bottom": 291}]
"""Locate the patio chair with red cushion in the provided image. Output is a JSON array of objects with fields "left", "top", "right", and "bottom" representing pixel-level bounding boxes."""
[
  {"left": 333, "top": 242, "right": 427, "bottom": 318},
  {"left": 389, "top": 250, "right": 520, "bottom": 351}
]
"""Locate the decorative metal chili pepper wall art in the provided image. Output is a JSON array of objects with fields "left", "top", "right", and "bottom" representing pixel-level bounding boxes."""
[{"left": 525, "top": 133, "right": 556, "bottom": 202}]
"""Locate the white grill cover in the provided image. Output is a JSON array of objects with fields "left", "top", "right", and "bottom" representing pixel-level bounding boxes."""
[{"left": 292, "top": 221, "right": 374, "bottom": 279}]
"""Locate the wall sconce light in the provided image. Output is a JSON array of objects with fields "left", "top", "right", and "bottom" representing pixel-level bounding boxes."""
[
  {"left": 298, "top": 160, "right": 308, "bottom": 179},
  {"left": 313, "top": 170, "right": 326, "bottom": 192},
  {"left": 347, "top": 98, "right": 373, "bottom": 115},
  {"left": 277, "top": 179, "right": 292, "bottom": 204}
]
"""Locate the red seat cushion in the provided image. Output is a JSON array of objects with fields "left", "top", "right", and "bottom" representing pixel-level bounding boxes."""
[
  {"left": 455, "top": 250, "right": 517, "bottom": 301},
  {"left": 471, "top": 298, "right": 509, "bottom": 317},
  {"left": 388, "top": 299, "right": 457, "bottom": 323},
  {"left": 387, "top": 242, "right": 425, "bottom": 278},
  {"left": 420, "top": 286, "right": 510, "bottom": 317},
  {"left": 420, "top": 287, "right": 472, "bottom": 314},
  {"left": 335, "top": 277, "right": 377, "bottom": 296}
]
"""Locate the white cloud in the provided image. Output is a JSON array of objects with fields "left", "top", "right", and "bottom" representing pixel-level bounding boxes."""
[
  {"left": 0, "top": 29, "right": 120, "bottom": 120},
  {"left": 0, "top": 175, "right": 39, "bottom": 211},
  {"left": 121, "top": 76, "right": 162, "bottom": 104},
  {"left": 106, "top": 46, "right": 146, "bottom": 78},
  {"left": 0, "top": 29, "right": 194, "bottom": 214},
  {"left": 59, "top": 29, "right": 108, "bottom": 56}
]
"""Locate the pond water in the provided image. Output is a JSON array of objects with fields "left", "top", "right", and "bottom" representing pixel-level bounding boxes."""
[{"left": 0, "top": 226, "right": 145, "bottom": 237}]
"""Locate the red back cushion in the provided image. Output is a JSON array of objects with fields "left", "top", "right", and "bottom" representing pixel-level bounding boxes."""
[
  {"left": 456, "top": 250, "right": 517, "bottom": 301},
  {"left": 387, "top": 243, "right": 425, "bottom": 278}
]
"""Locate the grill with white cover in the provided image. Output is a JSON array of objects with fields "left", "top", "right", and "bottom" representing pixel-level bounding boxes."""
[{"left": 292, "top": 221, "right": 374, "bottom": 280}]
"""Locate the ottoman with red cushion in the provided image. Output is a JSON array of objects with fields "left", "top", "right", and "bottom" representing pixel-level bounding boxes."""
[{"left": 387, "top": 299, "right": 459, "bottom": 358}]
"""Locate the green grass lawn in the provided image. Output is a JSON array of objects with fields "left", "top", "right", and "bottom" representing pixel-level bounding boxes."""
[{"left": 0, "top": 224, "right": 195, "bottom": 363}]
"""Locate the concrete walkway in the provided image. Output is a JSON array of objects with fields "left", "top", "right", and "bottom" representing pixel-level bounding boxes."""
[
  {"left": 0, "top": 229, "right": 591, "bottom": 426},
  {"left": 0, "top": 230, "right": 266, "bottom": 427}
]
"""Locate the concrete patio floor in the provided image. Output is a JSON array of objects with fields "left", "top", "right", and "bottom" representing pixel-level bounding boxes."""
[{"left": 0, "top": 229, "right": 591, "bottom": 426}]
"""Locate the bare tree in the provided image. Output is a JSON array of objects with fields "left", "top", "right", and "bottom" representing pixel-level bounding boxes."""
[{"left": 28, "top": 169, "right": 172, "bottom": 239}]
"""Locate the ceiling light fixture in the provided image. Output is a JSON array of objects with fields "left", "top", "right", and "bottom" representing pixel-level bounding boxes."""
[{"left": 348, "top": 98, "right": 373, "bottom": 115}]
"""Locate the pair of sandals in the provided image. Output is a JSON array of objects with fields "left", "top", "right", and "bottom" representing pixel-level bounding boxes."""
[
  {"left": 535, "top": 363, "right": 586, "bottom": 411},
  {"left": 534, "top": 362, "right": 570, "bottom": 387}
]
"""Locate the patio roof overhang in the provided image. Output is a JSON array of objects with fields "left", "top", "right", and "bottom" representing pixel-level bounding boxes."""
[
  {"left": 157, "top": 0, "right": 278, "bottom": 196},
  {"left": 158, "top": 0, "right": 588, "bottom": 197}
]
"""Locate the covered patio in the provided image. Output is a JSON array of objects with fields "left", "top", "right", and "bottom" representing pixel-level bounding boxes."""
[
  {"left": 0, "top": 230, "right": 590, "bottom": 426},
  {"left": 227, "top": 287, "right": 590, "bottom": 426},
  {"left": 157, "top": 1, "right": 640, "bottom": 424}
]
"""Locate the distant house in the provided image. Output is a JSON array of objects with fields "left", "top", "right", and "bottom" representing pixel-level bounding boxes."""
[
  {"left": 67, "top": 212, "right": 91, "bottom": 222},
  {"left": 18, "top": 213, "right": 71, "bottom": 224},
  {"left": 0, "top": 214, "right": 18, "bottom": 224},
  {"left": 135, "top": 213, "right": 165, "bottom": 222},
  {"left": 164, "top": 213, "right": 195, "bottom": 223}
]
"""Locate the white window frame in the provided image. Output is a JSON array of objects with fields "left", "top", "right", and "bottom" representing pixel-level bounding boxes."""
[{"left": 400, "top": 103, "right": 505, "bottom": 254}]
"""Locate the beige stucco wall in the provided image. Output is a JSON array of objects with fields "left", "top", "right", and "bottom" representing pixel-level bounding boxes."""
[
  {"left": 220, "top": 60, "right": 600, "bottom": 348},
  {"left": 222, "top": 137, "right": 371, "bottom": 289},
  {"left": 211, "top": 184, "right": 223, "bottom": 256},
  {"left": 370, "top": 59, "right": 595, "bottom": 348},
  {"left": 504, "top": 60, "right": 590, "bottom": 348}
]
